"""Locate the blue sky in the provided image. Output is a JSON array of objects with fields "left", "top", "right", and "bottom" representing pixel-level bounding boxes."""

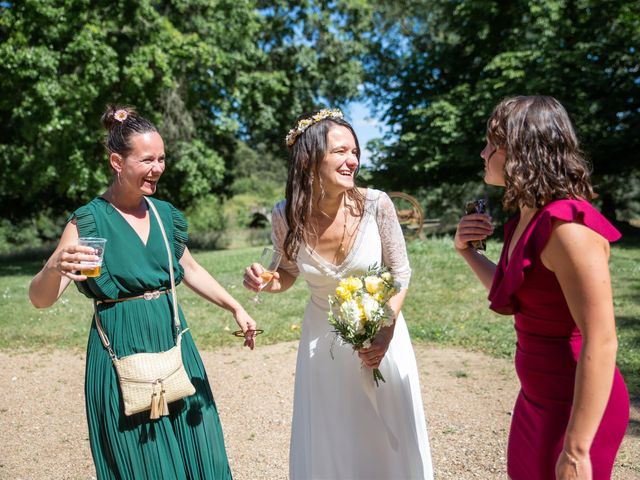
[{"left": 345, "top": 101, "right": 386, "bottom": 166}]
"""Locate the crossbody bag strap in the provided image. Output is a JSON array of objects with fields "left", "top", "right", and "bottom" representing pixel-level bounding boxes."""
[
  {"left": 94, "top": 299, "right": 117, "bottom": 359},
  {"left": 145, "top": 197, "right": 182, "bottom": 340}
]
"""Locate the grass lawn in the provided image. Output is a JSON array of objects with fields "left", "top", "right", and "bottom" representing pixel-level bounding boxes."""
[{"left": 1, "top": 233, "right": 638, "bottom": 399}]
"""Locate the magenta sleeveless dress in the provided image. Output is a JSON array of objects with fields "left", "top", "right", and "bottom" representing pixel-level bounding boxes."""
[{"left": 488, "top": 199, "right": 629, "bottom": 479}]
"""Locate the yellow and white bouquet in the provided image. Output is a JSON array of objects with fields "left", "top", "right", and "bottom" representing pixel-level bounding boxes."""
[{"left": 328, "top": 264, "right": 397, "bottom": 387}]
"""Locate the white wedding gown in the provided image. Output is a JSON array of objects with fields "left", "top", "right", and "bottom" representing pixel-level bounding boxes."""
[{"left": 272, "top": 189, "right": 434, "bottom": 480}]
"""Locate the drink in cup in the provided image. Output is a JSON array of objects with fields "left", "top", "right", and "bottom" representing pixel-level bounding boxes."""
[
  {"left": 464, "top": 199, "right": 487, "bottom": 251},
  {"left": 252, "top": 247, "right": 282, "bottom": 303},
  {"left": 260, "top": 271, "right": 275, "bottom": 284},
  {"left": 78, "top": 237, "right": 107, "bottom": 277}
]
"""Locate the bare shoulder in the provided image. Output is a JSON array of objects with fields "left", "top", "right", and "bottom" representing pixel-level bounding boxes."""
[
  {"left": 59, "top": 219, "right": 80, "bottom": 242},
  {"left": 541, "top": 220, "right": 610, "bottom": 271}
]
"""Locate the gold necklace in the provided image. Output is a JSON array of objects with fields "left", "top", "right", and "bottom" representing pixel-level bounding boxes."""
[
  {"left": 311, "top": 195, "right": 355, "bottom": 259},
  {"left": 337, "top": 204, "right": 348, "bottom": 255}
]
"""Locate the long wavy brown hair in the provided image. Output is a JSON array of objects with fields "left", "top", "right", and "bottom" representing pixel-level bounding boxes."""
[
  {"left": 486, "top": 96, "right": 594, "bottom": 211},
  {"left": 283, "top": 112, "right": 365, "bottom": 261}
]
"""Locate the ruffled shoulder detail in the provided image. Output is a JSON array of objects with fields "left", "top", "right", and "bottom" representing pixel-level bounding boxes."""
[
  {"left": 168, "top": 203, "right": 188, "bottom": 261},
  {"left": 488, "top": 199, "right": 621, "bottom": 315},
  {"left": 67, "top": 200, "right": 119, "bottom": 299}
]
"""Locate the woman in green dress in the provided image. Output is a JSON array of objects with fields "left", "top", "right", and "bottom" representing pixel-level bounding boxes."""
[{"left": 29, "top": 105, "right": 256, "bottom": 479}]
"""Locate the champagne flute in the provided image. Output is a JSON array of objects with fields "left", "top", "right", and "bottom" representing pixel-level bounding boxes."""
[{"left": 253, "top": 247, "right": 282, "bottom": 303}]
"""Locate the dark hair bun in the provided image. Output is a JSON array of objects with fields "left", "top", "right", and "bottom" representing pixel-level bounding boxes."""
[
  {"left": 100, "top": 104, "right": 138, "bottom": 131},
  {"left": 101, "top": 103, "right": 157, "bottom": 156}
]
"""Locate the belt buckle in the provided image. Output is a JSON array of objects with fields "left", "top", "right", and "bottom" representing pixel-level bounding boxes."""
[{"left": 143, "top": 290, "right": 161, "bottom": 300}]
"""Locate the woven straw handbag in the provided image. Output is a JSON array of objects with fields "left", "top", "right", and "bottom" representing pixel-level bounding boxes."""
[{"left": 93, "top": 197, "right": 195, "bottom": 419}]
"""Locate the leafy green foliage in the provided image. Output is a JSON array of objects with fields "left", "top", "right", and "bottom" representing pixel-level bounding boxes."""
[
  {"left": 0, "top": 208, "right": 66, "bottom": 254},
  {"left": 365, "top": 0, "right": 640, "bottom": 218},
  {"left": 0, "top": 0, "right": 369, "bottom": 231},
  {"left": 228, "top": 141, "right": 286, "bottom": 200},
  {"left": 184, "top": 194, "right": 229, "bottom": 250},
  {"left": 243, "top": 0, "right": 373, "bottom": 151}
]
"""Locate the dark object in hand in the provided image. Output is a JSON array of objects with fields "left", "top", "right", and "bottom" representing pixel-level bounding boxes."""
[{"left": 465, "top": 199, "right": 487, "bottom": 251}]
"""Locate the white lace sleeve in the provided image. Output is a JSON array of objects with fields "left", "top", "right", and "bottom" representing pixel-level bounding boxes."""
[
  {"left": 375, "top": 191, "right": 412, "bottom": 289},
  {"left": 271, "top": 201, "right": 300, "bottom": 277}
]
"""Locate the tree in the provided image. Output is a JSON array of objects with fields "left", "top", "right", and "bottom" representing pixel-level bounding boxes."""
[
  {"left": 0, "top": 0, "right": 371, "bottom": 228},
  {"left": 239, "top": 0, "right": 373, "bottom": 153},
  {"left": 0, "top": 0, "right": 240, "bottom": 218},
  {"left": 365, "top": 0, "right": 640, "bottom": 217}
]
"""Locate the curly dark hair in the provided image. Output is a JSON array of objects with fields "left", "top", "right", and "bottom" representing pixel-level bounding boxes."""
[
  {"left": 486, "top": 96, "right": 594, "bottom": 211},
  {"left": 283, "top": 112, "right": 365, "bottom": 261}
]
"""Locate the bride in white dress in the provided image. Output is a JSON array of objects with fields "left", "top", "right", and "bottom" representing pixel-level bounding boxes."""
[{"left": 244, "top": 109, "right": 433, "bottom": 480}]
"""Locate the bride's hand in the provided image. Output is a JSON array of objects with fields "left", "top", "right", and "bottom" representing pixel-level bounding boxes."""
[
  {"left": 243, "top": 263, "right": 281, "bottom": 293},
  {"left": 358, "top": 326, "right": 394, "bottom": 368}
]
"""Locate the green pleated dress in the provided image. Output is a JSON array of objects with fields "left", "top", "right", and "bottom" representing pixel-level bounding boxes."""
[{"left": 71, "top": 196, "right": 232, "bottom": 480}]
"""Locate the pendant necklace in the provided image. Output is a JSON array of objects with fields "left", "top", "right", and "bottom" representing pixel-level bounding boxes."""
[
  {"left": 337, "top": 204, "right": 348, "bottom": 255},
  {"left": 311, "top": 194, "right": 356, "bottom": 260},
  {"left": 336, "top": 194, "right": 353, "bottom": 256}
]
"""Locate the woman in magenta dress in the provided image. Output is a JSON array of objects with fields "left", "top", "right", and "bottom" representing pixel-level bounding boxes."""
[{"left": 454, "top": 96, "right": 629, "bottom": 479}]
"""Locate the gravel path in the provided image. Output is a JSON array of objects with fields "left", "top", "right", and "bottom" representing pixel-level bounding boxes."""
[{"left": 1, "top": 343, "right": 638, "bottom": 479}]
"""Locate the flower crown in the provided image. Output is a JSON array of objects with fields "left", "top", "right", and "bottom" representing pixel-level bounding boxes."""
[{"left": 285, "top": 108, "right": 344, "bottom": 147}]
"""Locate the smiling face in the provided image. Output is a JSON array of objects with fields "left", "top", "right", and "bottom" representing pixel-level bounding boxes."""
[
  {"left": 316, "top": 125, "right": 359, "bottom": 195},
  {"left": 481, "top": 141, "right": 506, "bottom": 187},
  {"left": 112, "top": 131, "right": 165, "bottom": 195}
]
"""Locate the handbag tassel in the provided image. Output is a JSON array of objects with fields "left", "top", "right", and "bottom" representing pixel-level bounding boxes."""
[
  {"left": 150, "top": 391, "right": 160, "bottom": 420},
  {"left": 160, "top": 387, "right": 170, "bottom": 417},
  {"left": 149, "top": 381, "right": 169, "bottom": 420}
]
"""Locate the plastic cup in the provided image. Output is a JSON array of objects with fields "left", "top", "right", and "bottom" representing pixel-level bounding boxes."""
[{"left": 78, "top": 237, "right": 107, "bottom": 277}]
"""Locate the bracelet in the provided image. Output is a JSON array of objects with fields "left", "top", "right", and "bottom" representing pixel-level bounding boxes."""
[{"left": 562, "top": 450, "right": 580, "bottom": 475}]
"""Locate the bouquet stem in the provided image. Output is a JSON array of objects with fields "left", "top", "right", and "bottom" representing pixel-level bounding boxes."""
[{"left": 373, "top": 367, "right": 386, "bottom": 387}]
